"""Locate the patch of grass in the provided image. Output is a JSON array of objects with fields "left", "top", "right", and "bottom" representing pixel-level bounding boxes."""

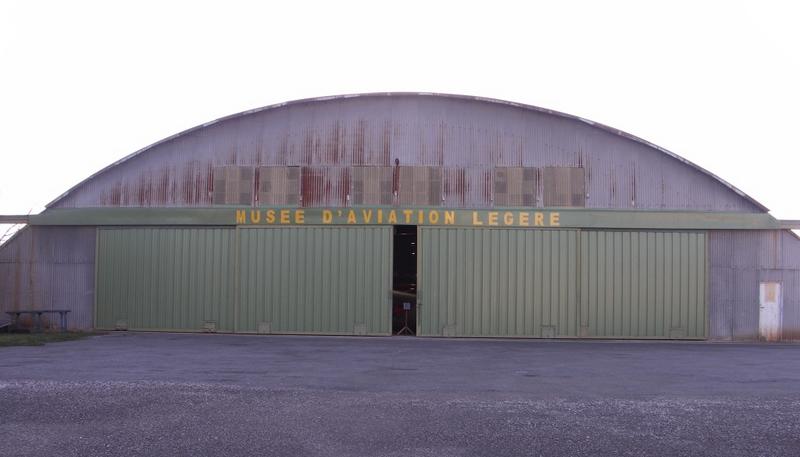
[{"left": 0, "top": 331, "right": 104, "bottom": 347}]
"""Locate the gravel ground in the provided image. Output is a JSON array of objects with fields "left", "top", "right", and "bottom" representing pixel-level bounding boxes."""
[{"left": 1, "top": 333, "right": 799, "bottom": 456}]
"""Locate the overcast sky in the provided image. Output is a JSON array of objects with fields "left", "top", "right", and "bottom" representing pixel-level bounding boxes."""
[{"left": 1, "top": 1, "right": 798, "bottom": 233}]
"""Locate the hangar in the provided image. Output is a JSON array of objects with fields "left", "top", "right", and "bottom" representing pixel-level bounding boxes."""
[{"left": 1, "top": 93, "right": 798, "bottom": 340}]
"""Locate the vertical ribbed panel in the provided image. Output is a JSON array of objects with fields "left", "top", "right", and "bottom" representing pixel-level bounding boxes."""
[
  {"left": 580, "top": 231, "right": 707, "bottom": 339},
  {"left": 418, "top": 228, "right": 706, "bottom": 339},
  {"left": 237, "top": 226, "right": 392, "bottom": 335},
  {"left": 301, "top": 167, "right": 351, "bottom": 207},
  {"left": 442, "top": 167, "right": 492, "bottom": 208},
  {"left": 0, "top": 226, "right": 95, "bottom": 330},
  {"left": 257, "top": 166, "right": 300, "bottom": 205},
  {"left": 418, "top": 228, "right": 579, "bottom": 337},
  {"left": 351, "top": 166, "right": 392, "bottom": 205},
  {"left": 95, "top": 228, "right": 236, "bottom": 331},
  {"left": 708, "top": 230, "right": 800, "bottom": 340}
]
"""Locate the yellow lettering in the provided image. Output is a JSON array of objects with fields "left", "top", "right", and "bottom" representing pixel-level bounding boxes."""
[
  {"left": 519, "top": 212, "right": 529, "bottom": 226},
  {"left": 377, "top": 209, "right": 383, "bottom": 223},
  {"left": 429, "top": 210, "right": 440, "bottom": 224},
  {"left": 503, "top": 212, "right": 514, "bottom": 226},
  {"left": 534, "top": 212, "right": 544, "bottom": 226},
  {"left": 472, "top": 211, "right": 483, "bottom": 226},
  {"left": 294, "top": 210, "right": 305, "bottom": 224},
  {"left": 322, "top": 210, "right": 332, "bottom": 224},
  {"left": 236, "top": 210, "right": 246, "bottom": 224},
  {"left": 550, "top": 212, "right": 560, "bottom": 226},
  {"left": 266, "top": 210, "right": 276, "bottom": 224},
  {"left": 250, "top": 210, "right": 261, "bottom": 223},
  {"left": 347, "top": 210, "right": 357, "bottom": 224},
  {"left": 418, "top": 210, "right": 424, "bottom": 224},
  {"left": 388, "top": 210, "right": 398, "bottom": 224},
  {"left": 280, "top": 209, "right": 290, "bottom": 224},
  {"left": 403, "top": 210, "right": 413, "bottom": 223},
  {"left": 362, "top": 209, "right": 373, "bottom": 223},
  {"left": 444, "top": 211, "right": 455, "bottom": 225},
  {"left": 488, "top": 212, "right": 498, "bottom": 226}
]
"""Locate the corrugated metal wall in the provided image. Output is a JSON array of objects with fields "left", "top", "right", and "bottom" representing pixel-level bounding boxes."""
[
  {"left": 580, "top": 231, "right": 707, "bottom": 339},
  {"left": 95, "top": 228, "right": 236, "bottom": 331},
  {"left": 418, "top": 228, "right": 706, "bottom": 339},
  {"left": 94, "top": 226, "right": 392, "bottom": 335},
  {"left": 238, "top": 227, "right": 392, "bottom": 335},
  {"left": 50, "top": 94, "right": 760, "bottom": 212},
  {"left": 709, "top": 230, "right": 800, "bottom": 340},
  {"left": 0, "top": 226, "right": 95, "bottom": 330},
  {"left": 418, "top": 228, "right": 579, "bottom": 337}
]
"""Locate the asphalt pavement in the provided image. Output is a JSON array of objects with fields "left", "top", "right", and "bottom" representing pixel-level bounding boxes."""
[{"left": 1, "top": 333, "right": 799, "bottom": 456}]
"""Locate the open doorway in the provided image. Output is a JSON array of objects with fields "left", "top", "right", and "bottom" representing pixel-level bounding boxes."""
[{"left": 392, "top": 225, "right": 417, "bottom": 335}]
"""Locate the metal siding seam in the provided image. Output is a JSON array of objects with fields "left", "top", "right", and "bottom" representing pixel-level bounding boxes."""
[
  {"left": 93, "top": 228, "right": 99, "bottom": 328},
  {"left": 299, "top": 228, "right": 308, "bottom": 332},
  {"left": 498, "top": 229, "right": 507, "bottom": 335},
  {"left": 286, "top": 229, "right": 296, "bottom": 330},
  {"left": 640, "top": 233, "right": 649, "bottom": 336},
  {"left": 449, "top": 229, "right": 457, "bottom": 334},
  {"left": 517, "top": 231, "right": 526, "bottom": 335},
  {"left": 362, "top": 228, "right": 370, "bottom": 332},
  {"left": 687, "top": 233, "right": 695, "bottom": 336},
  {"left": 298, "top": 228, "right": 308, "bottom": 332},
  {"left": 613, "top": 231, "right": 622, "bottom": 336},
  {"left": 431, "top": 229, "right": 439, "bottom": 334},
  {"left": 148, "top": 231, "right": 155, "bottom": 328},
  {"left": 524, "top": 231, "right": 533, "bottom": 335},
  {"left": 335, "top": 227, "right": 344, "bottom": 333},
  {"left": 470, "top": 229, "right": 479, "bottom": 335},
  {"left": 491, "top": 229, "right": 500, "bottom": 335},
  {"left": 317, "top": 228, "right": 325, "bottom": 333},
  {"left": 280, "top": 228, "right": 289, "bottom": 331},
  {"left": 651, "top": 232, "right": 660, "bottom": 336},
  {"left": 540, "top": 231, "right": 549, "bottom": 331},
  {"left": 417, "top": 227, "right": 423, "bottom": 335},
  {"left": 630, "top": 232, "right": 637, "bottom": 335},
  {"left": 703, "top": 233, "right": 709, "bottom": 338},
  {"left": 536, "top": 230, "right": 544, "bottom": 335},
  {"left": 623, "top": 231, "right": 631, "bottom": 336},
  {"left": 438, "top": 229, "right": 446, "bottom": 334}
]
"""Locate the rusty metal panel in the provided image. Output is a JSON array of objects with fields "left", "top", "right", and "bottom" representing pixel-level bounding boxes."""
[
  {"left": 212, "top": 166, "right": 254, "bottom": 205},
  {"left": 0, "top": 226, "right": 95, "bottom": 330},
  {"left": 398, "top": 166, "right": 441, "bottom": 206},
  {"left": 301, "top": 167, "right": 350, "bottom": 207},
  {"left": 442, "top": 167, "right": 492, "bottom": 208},
  {"left": 543, "top": 167, "right": 585, "bottom": 207},
  {"left": 257, "top": 166, "right": 300, "bottom": 206},
  {"left": 47, "top": 94, "right": 763, "bottom": 212},
  {"left": 493, "top": 167, "right": 537, "bottom": 207},
  {"left": 351, "top": 166, "right": 392, "bottom": 205}
]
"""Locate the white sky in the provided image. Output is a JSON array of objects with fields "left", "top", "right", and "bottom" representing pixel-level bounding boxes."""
[{"left": 1, "top": 0, "right": 798, "bottom": 231}]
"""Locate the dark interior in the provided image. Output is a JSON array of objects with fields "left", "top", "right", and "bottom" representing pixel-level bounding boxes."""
[{"left": 392, "top": 225, "right": 417, "bottom": 335}]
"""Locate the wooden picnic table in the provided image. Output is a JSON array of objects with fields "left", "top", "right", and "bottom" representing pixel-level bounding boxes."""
[{"left": 5, "top": 310, "right": 71, "bottom": 333}]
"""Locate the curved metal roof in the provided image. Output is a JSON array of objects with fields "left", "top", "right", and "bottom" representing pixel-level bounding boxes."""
[{"left": 46, "top": 92, "right": 768, "bottom": 212}]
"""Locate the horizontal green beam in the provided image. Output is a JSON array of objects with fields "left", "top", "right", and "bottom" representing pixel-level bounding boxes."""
[{"left": 25, "top": 207, "right": 788, "bottom": 230}]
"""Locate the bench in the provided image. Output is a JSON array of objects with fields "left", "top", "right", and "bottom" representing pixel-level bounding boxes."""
[{"left": 5, "top": 310, "right": 71, "bottom": 333}]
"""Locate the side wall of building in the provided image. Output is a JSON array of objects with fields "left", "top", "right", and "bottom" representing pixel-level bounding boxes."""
[
  {"left": 0, "top": 226, "right": 96, "bottom": 330},
  {"left": 709, "top": 230, "right": 800, "bottom": 340}
]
